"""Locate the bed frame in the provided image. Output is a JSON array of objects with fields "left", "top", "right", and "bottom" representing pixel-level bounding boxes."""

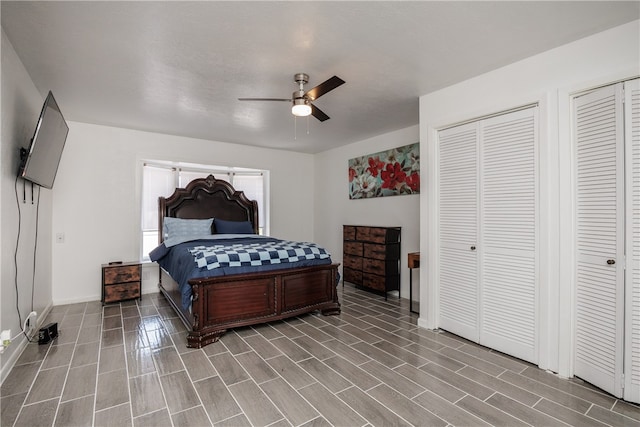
[{"left": 157, "top": 175, "right": 341, "bottom": 348}]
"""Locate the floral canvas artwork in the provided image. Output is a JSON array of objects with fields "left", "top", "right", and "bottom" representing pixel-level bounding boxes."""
[{"left": 348, "top": 143, "right": 420, "bottom": 199}]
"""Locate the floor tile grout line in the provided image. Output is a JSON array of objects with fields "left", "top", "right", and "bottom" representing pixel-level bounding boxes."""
[
  {"left": 259, "top": 376, "right": 321, "bottom": 425},
  {"left": 9, "top": 324, "right": 53, "bottom": 426},
  {"left": 533, "top": 396, "right": 612, "bottom": 426},
  {"left": 496, "top": 369, "right": 602, "bottom": 414},
  {"left": 524, "top": 366, "right": 621, "bottom": 409},
  {"left": 517, "top": 367, "right": 620, "bottom": 407},
  {"left": 48, "top": 306, "right": 80, "bottom": 425},
  {"left": 252, "top": 323, "right": 356, "bottom": 425},
  {"left": 130, "top": 301, "right": 176, "bottom": 425},
  {"left": 155, "top": 298, "right": 215, "bottom": 427},
  {"left": 122, "top": 302, "right": 140, "bottom": 427},
  {"left": 82, "top": 304, "right": 102, "bottom": 427},
  {"left": 213, "top": 347, "right": 266, "bottom": 425},
  {"left": 356, "top": 381, "right": 447, "bottom": 427},
  {"left": 297, "top": 381, "right": 366, "bottom": 427}
]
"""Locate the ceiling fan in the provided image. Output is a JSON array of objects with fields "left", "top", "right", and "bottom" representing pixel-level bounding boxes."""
[{"left": 238, "top": 73, "right": 345, "bottom": 122}]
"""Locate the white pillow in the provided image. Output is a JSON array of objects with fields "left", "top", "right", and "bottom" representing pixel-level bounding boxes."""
[{"left": 163, "top": 217, "right": 214, "bottom": 247}]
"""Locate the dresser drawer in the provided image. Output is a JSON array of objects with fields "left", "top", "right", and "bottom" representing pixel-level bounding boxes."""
[
  {"left": 356, "top": 227, "right": 383, "bottom": 243},
  {"left": 362, "top": 273, "right": 387, "bottom": 292},
  {"left": 363, "top": 272, "right": 399, "bottom": 292},
  {"left": 343, "top": 267, "right": 362, "bottom": 285},
  {"left": 344, "top": 241, "right": 363, "bottom": 256},
  {"left": 362, "top": 258, "right": 399, "bottom": 275},
  {"left": 344, "top": 254, "right": 363, "bottom": 270},
  {"left": 104, "top": 264, "right": 141, "bottom": 285},
  {"left": 356, "top": 226, "right": 401, "bottom": 244},
  {"left": 364, "top": 243, "right": 400, "bottom": 260},
  {"left": 343, "top": 226, "right": 356, "bottom": 241}
]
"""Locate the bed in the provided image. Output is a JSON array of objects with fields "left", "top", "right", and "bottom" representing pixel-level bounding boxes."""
[{"left": 151, "top": 174, "right": 341, "bottom": 348}]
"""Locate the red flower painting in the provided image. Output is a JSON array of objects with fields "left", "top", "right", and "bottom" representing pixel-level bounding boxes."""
[
  {"left": 348, "top": 143, "right": 420, "bottom": 199},
  {"left": 381, "top": 162, "right": 407, "bottom": 189}
]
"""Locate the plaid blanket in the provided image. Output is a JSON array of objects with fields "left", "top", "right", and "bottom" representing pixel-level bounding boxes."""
[{"left": 189, "top": 240, "right": 330, "bottom": 270}]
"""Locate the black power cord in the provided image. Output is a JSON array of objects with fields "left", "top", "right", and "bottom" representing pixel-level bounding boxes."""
[
  {"left": 14, "top": 174, "right": 40, "bottom": 343},
  {"left": 13, "top": 174, "right": 24, "bottom": 328}
]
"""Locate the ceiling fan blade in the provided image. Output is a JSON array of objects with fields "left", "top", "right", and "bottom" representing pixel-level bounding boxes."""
[
  {"left": 305, "top": 76, "right": 345, "bottom": 101},
  {"left": 238, "top": 98, "right": 292, "bottom": 102},
  {"left": 310, "top": 103, "right": 330, "bottom": 122}
]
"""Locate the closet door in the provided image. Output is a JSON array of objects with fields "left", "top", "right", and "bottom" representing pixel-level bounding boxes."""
[
  {"left": 438, "top": 122, "right": 480, "bottom": 340},
  {"left": 625, "top": 78, "right": 640, "bottom": 402},
  {"left": 574, "top": 83, "right": 624, "bottom": 397},
  {"left": 480, "top": 108, "right": 538, "bottom": 363}
]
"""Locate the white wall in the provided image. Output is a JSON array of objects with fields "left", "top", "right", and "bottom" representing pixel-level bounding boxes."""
[
  {"left": 51, "top": 122, "right": 316, "bottom": 304},
  {"left": 314, "top": 125, "right": 420, "bottom": 300},
  {"left": 419, "top": 20, "right": 640, "bottom": 376},
  {"left": 1, "top": 30, "right": 54, "bottom": 380}
]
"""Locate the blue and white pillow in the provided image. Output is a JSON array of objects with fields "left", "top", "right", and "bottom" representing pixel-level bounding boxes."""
[{"left": 163, "top": 217, "right": 214, "bottom": 247}]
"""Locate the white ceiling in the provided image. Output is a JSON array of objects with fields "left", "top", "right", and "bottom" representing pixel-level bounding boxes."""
[{"left": 2, "top": 1, "right": 638, "bottom": 154}]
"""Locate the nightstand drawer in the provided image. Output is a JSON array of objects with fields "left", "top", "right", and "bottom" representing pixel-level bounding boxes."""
[
  {"left": 104, "top": 283, "right": 141, "bottom": 304},
  {"left": 103, "top": 264, "right": 140, "bottom": 285}
]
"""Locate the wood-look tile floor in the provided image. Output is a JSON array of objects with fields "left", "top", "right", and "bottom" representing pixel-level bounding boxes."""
[{"left": 2, "top": 284, "right": 640, "bottom": 427}]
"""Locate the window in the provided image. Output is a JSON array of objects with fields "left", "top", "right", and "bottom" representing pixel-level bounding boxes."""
[{"left": 141, "top": 161, "right": 268, "bottom": 261}]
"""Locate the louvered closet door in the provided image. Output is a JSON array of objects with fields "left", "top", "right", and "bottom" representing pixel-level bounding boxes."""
[
  {"left": 480, "top": 108, "right": 538, "bottom": 363},
  {"left": 438, "top": 122, "right": 480, "bottom": 340},
  {"left": 625, "top": 78, "right": 640, "bottom": 403},
  {"left": 574, "top": 83, "right": 624, "bottom": 397}
]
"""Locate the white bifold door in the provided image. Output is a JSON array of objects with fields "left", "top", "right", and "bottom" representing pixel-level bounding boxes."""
[
  {"left": 438, "top": 106, "right": 538, "bottom": 364},
  {"left": 573, "top": 79, "right": 640, "bottom": 402}
]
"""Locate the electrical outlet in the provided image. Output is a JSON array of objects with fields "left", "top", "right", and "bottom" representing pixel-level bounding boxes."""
[{"left": 1, "top": 330, "right": 11, "bottom": 348}]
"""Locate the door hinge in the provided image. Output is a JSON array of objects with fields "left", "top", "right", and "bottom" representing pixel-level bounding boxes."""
[{"left": 621, "top": 373, "right": 625, "bottom": 389}]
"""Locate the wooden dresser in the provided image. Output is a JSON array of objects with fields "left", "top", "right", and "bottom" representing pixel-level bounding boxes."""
[
  {"left": 102, "top": 261, "right": 141, "bottom": 304},
  {"left": 343, "top": 225, "right": 401, "bottom": 299}
]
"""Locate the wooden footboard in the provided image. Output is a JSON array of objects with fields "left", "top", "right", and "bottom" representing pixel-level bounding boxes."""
[{"left": 159, "top": 263, "right": 341, "bottom": 348}]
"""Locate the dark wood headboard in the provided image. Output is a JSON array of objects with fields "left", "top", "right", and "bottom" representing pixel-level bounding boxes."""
[{"left": 158, "top": 175, "right": 259, "bottom": 243}]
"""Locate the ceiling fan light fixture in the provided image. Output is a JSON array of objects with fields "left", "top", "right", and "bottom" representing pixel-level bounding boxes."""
[{"left": 291, "top": 97, "right": 311, "bottom": 117}]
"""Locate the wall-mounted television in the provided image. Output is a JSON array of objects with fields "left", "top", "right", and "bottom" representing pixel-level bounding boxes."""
[{"left": 18, "top": 91, "right": 69, "bottom": 189}]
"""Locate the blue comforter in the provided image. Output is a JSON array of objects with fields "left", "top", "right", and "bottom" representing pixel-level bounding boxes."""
[{"left": 149, "top": 235, "right": 333, "bottom": 310}]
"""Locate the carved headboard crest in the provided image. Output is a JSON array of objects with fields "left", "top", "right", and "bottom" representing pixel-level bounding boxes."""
[{"left": 158, "top": 175, "right": 259, "bottom": 243}]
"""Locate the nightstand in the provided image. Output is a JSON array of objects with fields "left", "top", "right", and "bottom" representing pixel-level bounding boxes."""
[{"left": 102, "top": 261, "right": 141, "bottom": 304}]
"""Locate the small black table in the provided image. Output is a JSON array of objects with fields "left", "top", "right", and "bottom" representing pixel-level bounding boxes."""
[{"left": 408, "top": 252, "right": 420, "bottom": 314}]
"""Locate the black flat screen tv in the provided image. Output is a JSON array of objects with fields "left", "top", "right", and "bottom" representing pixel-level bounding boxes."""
[{"left": 19, "top": 91, "right": 69, "bottom": 189}]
